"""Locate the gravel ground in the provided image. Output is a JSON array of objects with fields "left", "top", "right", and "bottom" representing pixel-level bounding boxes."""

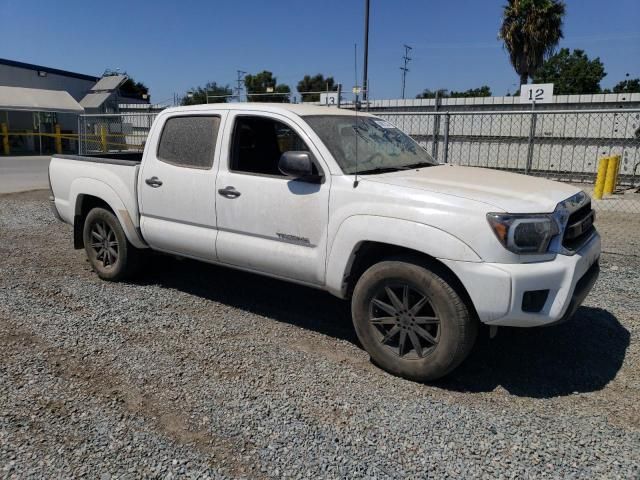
[{"left": 0, "top": 190, "right": 638, "bottom": 479}]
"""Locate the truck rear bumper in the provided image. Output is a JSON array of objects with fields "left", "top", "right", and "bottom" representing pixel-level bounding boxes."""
[
  {"left": 49, "top": 195, "right": 63, "bottom": 222},
  {"left": 441, "top": 233, "right": 601, "bottom": 327}
]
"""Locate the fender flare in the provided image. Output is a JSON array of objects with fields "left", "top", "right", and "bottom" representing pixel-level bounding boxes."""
[
  {"left": 70, "top": 178, "right": 146, "bottom": 249},
  {"left": 325, "top": 215, "right": 481, "bottom": 297}
]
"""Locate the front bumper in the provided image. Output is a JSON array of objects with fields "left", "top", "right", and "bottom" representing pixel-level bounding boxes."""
[
  {"left": 441, "top": 232, "right": 601, "bottom": 327},
  {"left": 547, "top": 260, "right": 599, "bottom": 326}
]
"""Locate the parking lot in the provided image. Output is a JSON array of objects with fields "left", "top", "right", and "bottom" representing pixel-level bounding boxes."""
[
  {"left": 0, "top": 190, "right": 638, "bottom": 478},
  {"left": 0, "top": 157, "right": 50, "bottom": 194}
]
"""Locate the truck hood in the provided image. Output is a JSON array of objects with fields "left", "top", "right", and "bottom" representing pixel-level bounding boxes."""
[{"left": 363, "top": 165, "right": 581, "bottom": 213}]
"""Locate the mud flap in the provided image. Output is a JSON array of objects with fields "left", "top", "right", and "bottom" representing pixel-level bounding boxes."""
[{"left": 73, "top": 214, "right": 83, "bottom": 249}]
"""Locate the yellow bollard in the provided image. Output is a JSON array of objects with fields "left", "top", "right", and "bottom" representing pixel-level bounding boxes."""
[
  {"left": 612, "top": 154, "right": 621, "bottom": 188},
  {"left": 54, "top": 124, "right": 62, "bottom": 154},
  {"left": 1, "top": 122, "right": 9, "bottom": 155},
  {"left": 593, "top": 156, "right": 609, "bottom": 200},
  {"left": 603, "top": 154, "right": 620, "bottom": 195},
  {"left": 100, "top": 125, "right": 107, "bottom": 152}
]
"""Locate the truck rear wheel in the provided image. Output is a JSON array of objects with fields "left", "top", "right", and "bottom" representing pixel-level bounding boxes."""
[
  {"left": 351, "top": 258, "right": 477, "bottom": 382},
  {"left": 82, "top": 207, "right": 140, "bottom": 281}
]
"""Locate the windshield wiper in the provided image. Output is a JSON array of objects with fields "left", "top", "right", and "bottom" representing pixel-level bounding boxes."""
[
  {"left": 357, "top": 166, "right": 409, "bottom": 175},
  {"left": 402, "top": 161, "right": 435, "bottom": 169}
]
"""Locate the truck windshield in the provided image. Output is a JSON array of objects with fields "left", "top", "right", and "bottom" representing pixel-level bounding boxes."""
[{"left": 304, "top": 115, "right": 436, "bottom": 174}]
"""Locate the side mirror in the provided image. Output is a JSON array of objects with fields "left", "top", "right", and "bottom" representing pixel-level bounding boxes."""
[{"left": 278, "top": 151, "right": 322, "bottom": 182}]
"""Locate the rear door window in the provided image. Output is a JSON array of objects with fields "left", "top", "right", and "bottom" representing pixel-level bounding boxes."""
[{"left": 157, "top": 116, "right": 220, "bottom": 169}]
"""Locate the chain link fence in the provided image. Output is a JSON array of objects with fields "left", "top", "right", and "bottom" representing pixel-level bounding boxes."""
[
  {"left": 78, "top": 113, "right": 159, "bottom": 154},
  {"left": 375, "top": 108, "right": 640, "bottom": 255},
  {"left": 1, "top": 111, "right": 80, "bottom": 155}
]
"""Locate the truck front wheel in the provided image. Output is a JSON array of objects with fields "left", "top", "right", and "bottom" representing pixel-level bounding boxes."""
[
  {"left": 351, "top": 258, "right": 477, "bottom": 382},
  {"left": 82, "top": 207, "right": 140, "bottom": 281}
]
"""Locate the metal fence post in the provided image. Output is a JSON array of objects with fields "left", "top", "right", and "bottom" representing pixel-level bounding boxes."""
[
  {"left": 77, "top": 116, "right": 82, "bottom": 155},
  {"left": 525, "top": 104, "right": 537, "bottom": 174},
  {"left": 442, "top": 113, "right": 450, "bottom": 164},
  {"left": 431, "top": 94, "right": 441, "bottom": 160},
  {"left": 431, "top": 114, "right": 440, "bottom": 161}
]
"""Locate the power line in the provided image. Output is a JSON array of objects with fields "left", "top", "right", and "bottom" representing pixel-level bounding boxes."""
[
  {"left": 400, "top": 44, "right": 412, "bottom": 99},
  {"left": 236, "top": 70, "right": 247, "bottom": 102}
]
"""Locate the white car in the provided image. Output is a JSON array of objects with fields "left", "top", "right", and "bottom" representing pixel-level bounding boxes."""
[{"left": 49, "top": 104, "right": 600, "bottom": 381}]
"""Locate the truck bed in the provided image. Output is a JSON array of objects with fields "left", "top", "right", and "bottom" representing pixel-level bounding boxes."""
[
  {"left": 49, "top": 153, "right": 142, "bottom": 243},
  {"left": 53, "top": 152, "right": 143, "bottom": 166}
]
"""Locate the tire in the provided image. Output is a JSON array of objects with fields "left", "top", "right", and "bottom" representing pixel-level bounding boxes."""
[
  {"left": 351, "top": 258, "right": 477, "bottom": 382},
  {"left": 82, "top": 207, "right": 141, "bottom": 281}
]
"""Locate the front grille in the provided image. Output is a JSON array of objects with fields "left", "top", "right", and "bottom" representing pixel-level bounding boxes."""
[{"left": 563, "top": 201, "right": 595, "bottom": 251}]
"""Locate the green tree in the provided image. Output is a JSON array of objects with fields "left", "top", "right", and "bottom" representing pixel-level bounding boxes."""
[
  {"left": 297, "top": 74, "right": 336, "bottom": 102},
  {"left": 416, "top": 86, "right": 492, "bottom": 99},
  {"left": 449, "top": 86, "right": 492, "bottom": 98},
  {"left": 611, "top": 78, "right": 640, "bottom": 94},
  {"left": 532, "top": 48, "right": 606, "bottom": 94},
  {"left": 499, "top": 0, "right": 566, "bottom": 85},
  {"left": 415, "top": 88, "right": 448, "bottom": 99},
  {"left": 244, "top": 71, "right": 291, "bottom": 102},
  {"left": 120, "top": 79, "right": 149, "bottom": 99},
  {"left": 103, "top": 69, "right": 149, "bottom": 100},
  {"left": 180, "top": 82, "right": 232, "bottom": 105}
]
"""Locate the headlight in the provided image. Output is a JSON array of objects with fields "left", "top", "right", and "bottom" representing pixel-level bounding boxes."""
[{"left": 487, "top": 213, "right": 560, "bottom": 254}]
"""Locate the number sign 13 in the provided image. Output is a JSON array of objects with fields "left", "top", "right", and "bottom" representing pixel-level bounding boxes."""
[{"left": 320, "top": 92, "right": 339, "bottom": 105}]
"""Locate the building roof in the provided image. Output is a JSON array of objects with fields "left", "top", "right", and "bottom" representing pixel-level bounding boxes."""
[
  {"left": 0, "top": 58, "right": 98, "bottom": 82},
  {"left": 0, "top": 85, "right": 84, "bottom": 113},
  {"left": 79, "top": 92, "right": 113, "bottom": 109},
  {"left": 91, "top": 75, "right": 128, "bottom": 92},
  {"left": 78, "top": 75, "right": 128, "bottom": 110}
]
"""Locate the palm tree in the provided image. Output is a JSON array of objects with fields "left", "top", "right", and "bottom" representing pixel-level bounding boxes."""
[{"left": 499, "top": 0, "right": 566, "bottom": 85}]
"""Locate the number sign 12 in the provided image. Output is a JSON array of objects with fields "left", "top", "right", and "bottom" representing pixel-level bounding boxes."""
[{"left": 520, "top": 83, "right": 554, "bottom": 104}]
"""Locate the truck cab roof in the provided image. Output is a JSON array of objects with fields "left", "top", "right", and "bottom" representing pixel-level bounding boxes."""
[{"left": 161, "top": 103, "right": 377, "bottom": 118}]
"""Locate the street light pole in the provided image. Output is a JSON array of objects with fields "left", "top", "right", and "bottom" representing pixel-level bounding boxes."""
[{"left": 362, "top": 0, "right": 370, "bottom": 102}]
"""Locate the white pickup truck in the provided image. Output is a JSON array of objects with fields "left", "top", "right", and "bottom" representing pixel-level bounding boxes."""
[{"left": 49, "top": 104, "right": 600, "bottom": 381}]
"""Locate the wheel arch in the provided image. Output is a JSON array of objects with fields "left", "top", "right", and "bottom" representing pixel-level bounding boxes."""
[
  {"left": 70, "top": 179, "right": 146, "bottom": 249},
  {"left": 344, "top": 241, "right": 478, "bottom": 318},
  {"left": 325, "top": 215, "right": 480, "bottom": 308}
]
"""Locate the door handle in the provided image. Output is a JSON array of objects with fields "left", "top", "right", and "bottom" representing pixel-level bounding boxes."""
[
  {"left": 145, "top": 176, "right": 163, "bottom": 188},
  {"left": 218, "top": 186, "right": 241, "bottom": 198}
]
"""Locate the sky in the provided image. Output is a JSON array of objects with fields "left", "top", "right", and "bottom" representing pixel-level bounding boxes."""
[{"left": 1, "top": 0, "right": 639, "bottom": 104}]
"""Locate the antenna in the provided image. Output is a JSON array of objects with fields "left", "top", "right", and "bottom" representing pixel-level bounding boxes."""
[{"left": 353, "top": 43, "right": 360, "bottom": 188}]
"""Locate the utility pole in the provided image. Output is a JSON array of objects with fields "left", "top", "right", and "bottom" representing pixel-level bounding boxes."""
[
  {"left": 400, "top": 44, "right": 412, "bottom": 99},
  {"left": 362, "top": 0, "right": 370, "bottom": 102},
  {"left": 236, "top": 70, "right": 247, "bottom": 102}
]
